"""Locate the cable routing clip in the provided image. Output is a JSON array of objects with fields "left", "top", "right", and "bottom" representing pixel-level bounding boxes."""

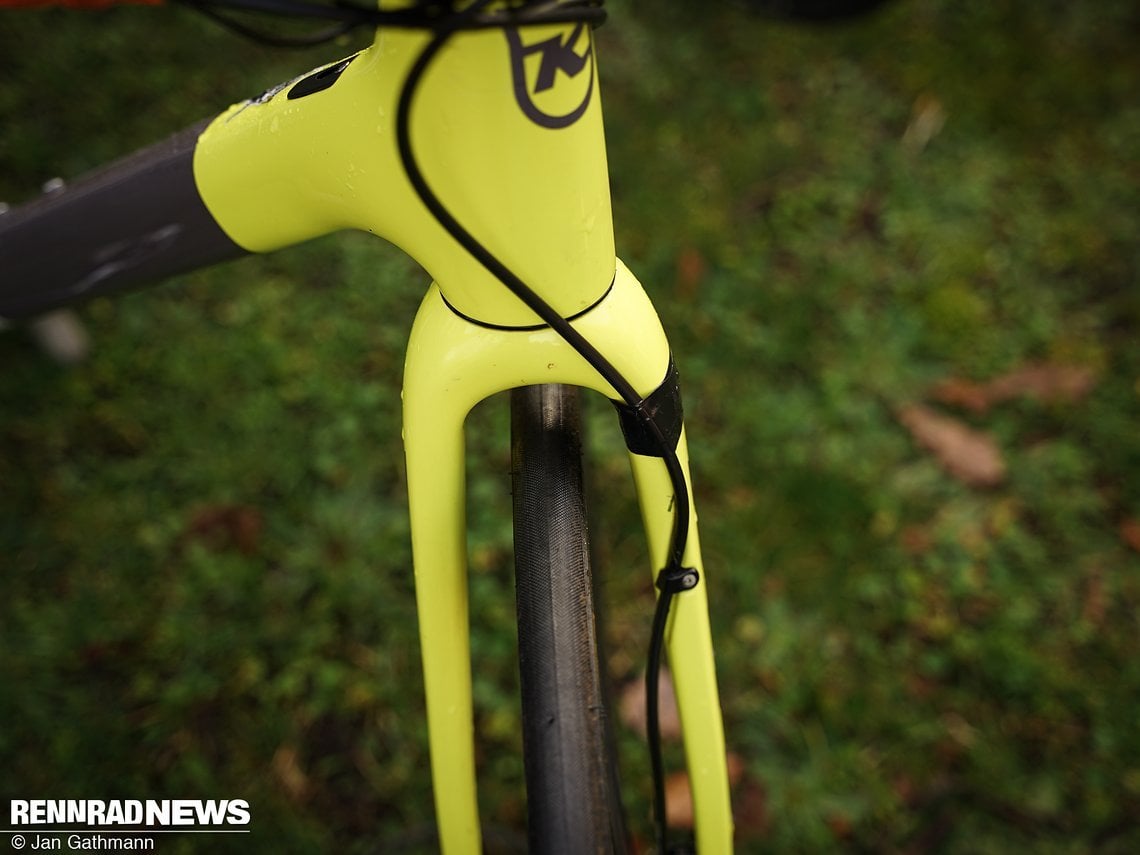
[{"left": 655, "top": 564, "right": 700, "bottom": 594}]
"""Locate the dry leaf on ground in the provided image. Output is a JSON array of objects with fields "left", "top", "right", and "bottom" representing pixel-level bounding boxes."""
[
  {"left": 663, "top": 753, "right": 748, "bottom": 830},
  {"left": 1081, "top": 565, "right": 1107, "bottom": 627},
  {"left": 619, "top": 669, "right": 681, "bottom": 740},
  {"left": 930, "top": 362, "right": 1098, "bottom": 414},
  {"left": 272, "top": 745, "right": 310, "bottom": 802},
  {"left": 735, "top": 777, "right": 770, "bottom": 838},
  {"left": 665, "top": 771, "right": 695, "bottom": 828},
  {"left": 183, "top": 503, "right": 264, "bottom": 555},
  {"left": 897, "top": 403, "right": 1006, "bottom": 487},
  {"left": 987, "top": 362, "right": 1098, "bottom": 404},
  {"left": 675, "top": 246, "right": 707, "bottom": 302},
  {"left": 928, "top": 376, "right": 992, "bottom": 413},
  {"left": 902, "top": 93, "right": 946, "bottom": 153},
  {"left": 1120, "top": 519, "right": 1140, "bottom": 554}
]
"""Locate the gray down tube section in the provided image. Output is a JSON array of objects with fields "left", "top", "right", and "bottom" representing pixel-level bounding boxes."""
[{"left": 0, "top": 119, "right": 248, "bottom": 322}]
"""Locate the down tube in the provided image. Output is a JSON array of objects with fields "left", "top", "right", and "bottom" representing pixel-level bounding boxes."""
[{"left": 0, "top": 119, "right": 247, "bottom": 321}]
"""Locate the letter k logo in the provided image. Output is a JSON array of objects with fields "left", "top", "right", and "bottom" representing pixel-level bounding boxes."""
[
  {"left": 529, "top": 23, "right": 590, "bottom": 93},
  {"left": 506, "top": 23, "right": 596, "bottom": 129}
]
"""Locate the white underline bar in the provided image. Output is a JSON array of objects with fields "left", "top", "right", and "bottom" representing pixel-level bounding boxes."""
[{"left": 2, "top": 830, "right": 251, "bottom": 834}]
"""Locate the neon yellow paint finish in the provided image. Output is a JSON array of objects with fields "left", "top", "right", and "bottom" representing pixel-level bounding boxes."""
[
  {"left": 193, "top": 15, "right": 732, "bottom": 852},
  {"left": 628, "top": 445, "right": 735, "bottom": 853},
  {"left": 194, "top": 21, "right": 614, "bottom": 328},
  {"left": 404, "top": 261, "right": 733, "bottom": 852}
]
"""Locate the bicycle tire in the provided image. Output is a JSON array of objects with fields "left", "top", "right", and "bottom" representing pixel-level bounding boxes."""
[{"left": 510, "top": 384, "right": 627, "bottom": 854}]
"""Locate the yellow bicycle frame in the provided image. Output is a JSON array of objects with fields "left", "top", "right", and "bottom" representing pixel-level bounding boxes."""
[{"left": 193, "top": 8, "right": 732, "bottom": 852}]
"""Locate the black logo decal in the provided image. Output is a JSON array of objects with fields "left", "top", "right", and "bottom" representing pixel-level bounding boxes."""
[
  {"left": 71, "top": 225, "right": 183, "bottom": 296},
  {"left": 506, "top": 23, "right": 595, "bottom": 129}
]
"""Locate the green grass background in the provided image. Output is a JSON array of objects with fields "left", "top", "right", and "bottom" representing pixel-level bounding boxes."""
[{"left": 2, "top": 0, "right": 1138, "bottom": 851}]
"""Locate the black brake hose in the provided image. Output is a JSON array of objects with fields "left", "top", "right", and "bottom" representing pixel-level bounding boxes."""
[
  {"left": 175, "top": 0, "right": 690, "bottom": 845},
  {"left": 175, "top": 0, "right": 691, "bottom": 843},
  {"left": 392, "top": 5, "right": 696, "bottom": 852},
  {"left": 393, "top": 0, "right": 691, "bottom": 567},
  {"left": 174, "top": 0, "right": 608, "bottom": 47}
]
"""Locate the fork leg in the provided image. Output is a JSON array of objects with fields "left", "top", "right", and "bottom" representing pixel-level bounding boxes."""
[
  {"left": 628, "top": 432, "right": 735, "bottom": 853},
  {"left": 403, "top": 321, "right": 481, "bottom": 854},
  {"left": 400, "top": 263, "right": 733, "bottom": 853}
]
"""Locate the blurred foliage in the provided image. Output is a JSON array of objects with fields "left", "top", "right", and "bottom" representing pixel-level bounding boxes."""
[{"left": 2, "top": 0, "right": 1139, "bottom": 851}]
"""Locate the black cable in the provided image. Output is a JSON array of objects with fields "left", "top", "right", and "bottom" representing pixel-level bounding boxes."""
[
  {"left": 391, "top": 7, "right": 695, "bottom": 852},
  {"left": 176, "top": 0, "right": 359, "bottom": 47},
  {"left": 392, "top": 1, "right": 696, "bottom": 584},
  {"left": 174, "top": 0, "right": 607, "bottom": 47},
  {"left": 392, "top": 4, "right": 690, "bottom": 562},
  {"left": 389, "top": 5, "right": 693, "bottom": 852},
  {"left": 646, "top": 587, "right": 674, "bottom": 850},
  {"left": 177, "top": 0, "right": 692, "bottom": 846}
]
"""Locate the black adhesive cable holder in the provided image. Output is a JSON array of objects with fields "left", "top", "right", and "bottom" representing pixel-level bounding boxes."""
[
  {"left": 613, "top": 355, "right": 684, "bottom": 457},
  {"left": 656, "top": 564, "right": 700, "bottom": 594}
]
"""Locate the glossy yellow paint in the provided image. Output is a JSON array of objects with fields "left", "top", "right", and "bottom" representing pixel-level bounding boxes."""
[
  {"left": 628, "top": 446, "right": 735, "bottom": 854},
  {"left": 192, "top": 13, "right": 732, "bottom": 853},
  {"left": 193, "top": 19, "right": 614, "bottom": 328},
  {"left": 403, "top": 261, "right": 733, "bottom": 852}
]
